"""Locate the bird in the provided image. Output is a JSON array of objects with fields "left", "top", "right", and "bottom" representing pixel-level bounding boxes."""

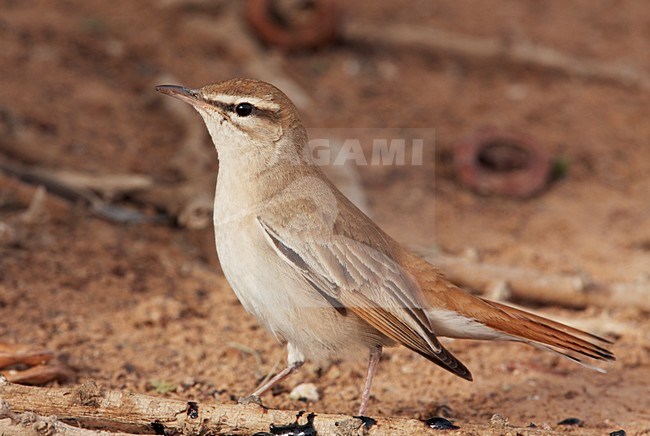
[{"left": 156, "top": 78, "right": 614, "bottom": 416}]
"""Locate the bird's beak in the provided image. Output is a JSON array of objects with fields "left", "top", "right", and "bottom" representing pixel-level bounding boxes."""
[{"left": 156, "top": 85, "right": 211, "bottom": 110}]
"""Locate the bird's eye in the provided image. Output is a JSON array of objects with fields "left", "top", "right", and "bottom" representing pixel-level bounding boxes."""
[{"left": 235, "top": 103, "right": 254, "bottom": 117}]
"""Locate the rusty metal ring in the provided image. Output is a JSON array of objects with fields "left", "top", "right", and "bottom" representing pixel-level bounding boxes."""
[
  {"left": 453, "top": 127, "right": 551, "bottom": 198},
  {"left": 245, "top": 0, "right": 339, "bottom": 50}
]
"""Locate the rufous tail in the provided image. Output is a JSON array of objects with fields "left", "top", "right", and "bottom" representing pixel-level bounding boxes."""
[{"left": 476, "top": 298, "right": 615, "bottom": 370}]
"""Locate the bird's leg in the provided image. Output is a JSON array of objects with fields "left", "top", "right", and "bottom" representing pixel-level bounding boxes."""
[
  {"left": 358, "top": 345, "right": 382, "bottom": 416},
  {"left": 250, "top": 360, "right": 303, "bottom": 397},
  {"left": 240, "top": 343, "right": 304, "bottom": 403}
]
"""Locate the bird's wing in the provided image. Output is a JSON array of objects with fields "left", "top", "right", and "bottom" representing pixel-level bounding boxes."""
[{"left": 256, "top": 212, "right": 473, "bottom": 381}]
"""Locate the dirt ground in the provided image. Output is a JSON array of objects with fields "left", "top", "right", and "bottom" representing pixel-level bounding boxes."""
[{"left": 1, "top": 1, "right": 649, "bottom": 434}]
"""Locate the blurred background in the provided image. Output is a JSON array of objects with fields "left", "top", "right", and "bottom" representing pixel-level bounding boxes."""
[{"left": 0, "top": 0, "right": 648, "bottom": 433}]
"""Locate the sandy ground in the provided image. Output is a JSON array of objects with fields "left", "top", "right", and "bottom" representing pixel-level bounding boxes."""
[{"left": 1, "top": 1, "right": 649, "bottom": 434}]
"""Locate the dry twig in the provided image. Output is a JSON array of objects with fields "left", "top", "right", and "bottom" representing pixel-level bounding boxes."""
[
  {"left": 344, "top": 22, "right": 650, "bottom": 91},
  {"left": 425, "top": 253, "right": 650, "bottom": 311},
  {"left": 0, "top": 398, "right": 134, "bottom": 436},
  {"left": 0, "top": 172, "right": 71, "bottom": 219},
  {"left": 129, "top": 175, "right": 214, "bottom": 229},
  {"left": 0, "top": 160, "right": 153, "bottom": 224},
  {"left": 0, "top": 345, "right": 53, "bottom": 369},
  {"left": 0, "top": 380, "right": 554, "bottom": 435},
  {"left": 0, "top": 344, "right": 73, "bottom": 386}
]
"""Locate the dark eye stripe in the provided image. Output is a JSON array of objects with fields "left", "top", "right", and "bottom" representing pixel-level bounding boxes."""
[{"left": 202, "top": 98, "right": 279, "bottom": 121}]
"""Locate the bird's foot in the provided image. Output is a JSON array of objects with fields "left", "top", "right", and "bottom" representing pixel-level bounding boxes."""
[{"left": 238, "top": 394, "right": 263, "bottom": 406}]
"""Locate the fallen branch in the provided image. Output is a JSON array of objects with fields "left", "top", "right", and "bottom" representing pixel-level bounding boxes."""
[
  {"left": 0, "top": 344, "right": 53, "bottom": 369},
  {"left": 0, "top": 154, "right": 211, "bottom": 229},
  {"left": 0, "top": 401, "right": 135, "bottom": 436},
  {"left": 0, "top": 172, "right": 71, "bottom": 220},
  {"left": 0, "top": 160, "right": 153, "bottom": 224},
  {"left": 0, "top": 159, "right": 152, "bottom": 201},
  {"left": 344, "top": 22, "right": 650, "bottom": 91},
  {"left": 0, "top": 176, "right": 67, "bottom": 248},
  {"left": 0, "top": 380, "right": 553, "bottom": 435},
  {"left": 0, "top": 344, "right": 73, "bottom": 387},
  {"left": 129, "top": 176, "right": 214, "bottom": 229},
  {"left": 429, "top": 253, "right": 589, "bottom": 308},
  {"left": 425, "top": 253, "right": 650, "bottom": 311},
  {"left": 1, "top": 102, "right": 200, "bottom": 228}
]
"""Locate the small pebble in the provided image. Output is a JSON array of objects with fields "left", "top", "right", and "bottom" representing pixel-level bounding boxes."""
[
  {"left": 489, "top": 414, "right": 509, "bottom": 428},
  {"left": 424, "top": 416, "right": 459, "bottom": 430},
  {"left": 609, "top": 431, "right": 626, "bottom": 436},
  {"left": 289, "top": 383, "right": 320, "bottom": 402},
  {"left": 558, "top": 417, "right": 584, "bottom": 426},
  {"left": 186, "top": 401, "right": 199, "bottom": 419}
]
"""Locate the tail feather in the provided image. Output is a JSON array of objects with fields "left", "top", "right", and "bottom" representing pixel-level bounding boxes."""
[
  {"left": 531, "top": 342, "right": 608, "bottom": 373},
  {"left": 483, "top": 299, "right": 613, "bottom": 345},
  {"left": 478, "top": 299, "right": 615, "bottom": 365},
  {"left": 397, "top": 250, "right": 614, "bottom": 373}
]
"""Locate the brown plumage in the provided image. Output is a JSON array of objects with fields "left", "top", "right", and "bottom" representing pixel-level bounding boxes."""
[
  {"left": 256, "top": 165, "right": 614, "bottom": 382},
  {"left": 156, "top": 78, "right": 615, "bottom": 416}
]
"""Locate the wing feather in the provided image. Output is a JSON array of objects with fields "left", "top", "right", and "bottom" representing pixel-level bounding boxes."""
[{"left": 257, "top": 216, "right": 473, "bottom": 381}]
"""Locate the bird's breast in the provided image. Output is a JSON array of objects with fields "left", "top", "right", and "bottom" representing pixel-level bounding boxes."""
[{"left": 212, "top": 207, "right": 385, "bottom": 362}]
